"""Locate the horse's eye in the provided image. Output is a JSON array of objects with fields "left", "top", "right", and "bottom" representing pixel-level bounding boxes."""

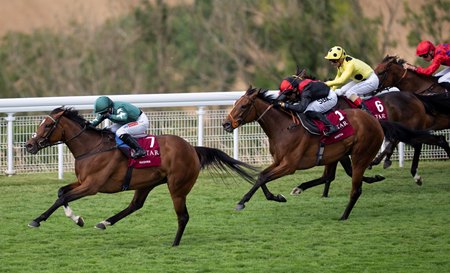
[
  {"left": 241, "top": 104, "right": 248, "bottom": 109},
  {"left": 45, "top": 123, "right": 52, "bottom": 128}
]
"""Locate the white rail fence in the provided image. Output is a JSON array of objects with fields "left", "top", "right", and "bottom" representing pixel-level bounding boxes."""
[{"left": 1, "top": 92, "right": 449, "bottom": 178}]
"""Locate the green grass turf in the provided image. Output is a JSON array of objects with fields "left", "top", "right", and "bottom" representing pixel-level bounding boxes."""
[{"left": 0, "top": 161, "right": 449, "bottom": 273}]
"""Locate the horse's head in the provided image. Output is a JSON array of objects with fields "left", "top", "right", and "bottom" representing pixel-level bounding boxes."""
[
  {"left": 222, "top": 86, "right": 270, "bottom": 132},
  {"left": 25, "top": 107, "right": 87, "bottom": 154},
  {"left": 374, "top": 55, "right": 408, "bottom": 89}
]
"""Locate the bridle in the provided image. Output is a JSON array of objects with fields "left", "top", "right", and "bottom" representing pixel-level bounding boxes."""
[
  {"left": 35, "top": 112, "right": 86, "bottom": 149},
  {"left": 226, "top": 92, "right": 272, "bottom": 129},
  {"left": 376, "top": 60, "right": 407, "bottom": 91}
]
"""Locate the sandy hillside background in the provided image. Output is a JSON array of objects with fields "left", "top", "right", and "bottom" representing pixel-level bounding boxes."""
[{"left": 0, "top": 0, "right": 425, "bottom": 61}]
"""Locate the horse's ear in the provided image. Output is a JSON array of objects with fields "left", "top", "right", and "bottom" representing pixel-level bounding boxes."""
[
  {"left": 298, "top": 68, "right": 306, "bottom": 79},
  {"left": 295, "top": 65, "right": 301, "bottom": 75},
  {"left": 247, "top": 85, "right": 253, "bottom": 92}
]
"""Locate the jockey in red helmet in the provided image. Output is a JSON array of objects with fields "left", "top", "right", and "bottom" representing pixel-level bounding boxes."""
[
  {"left": 403, "top": 40, "right": 450, "bottom": 91},
  {"left": 275, "top": 76, "right": 339, "bottom": 136}
]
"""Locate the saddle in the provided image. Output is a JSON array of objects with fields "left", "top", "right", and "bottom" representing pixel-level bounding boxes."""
[
  {"left": 296, "top": 110, "right": 354, "bottom": 145},
  {"left": 115, "top": 135, "right": 162, "bottom": 168},
  {"left": 115, "top": 135, "right": 162, "bottom": 191}
]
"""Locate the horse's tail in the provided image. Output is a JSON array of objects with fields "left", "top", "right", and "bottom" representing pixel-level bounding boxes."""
[
  {"left": 194, "top": 146, "right": 258, "bottom": 184},
  {"left": 379, "top": 120, "right": 444, "bottom": 146}
]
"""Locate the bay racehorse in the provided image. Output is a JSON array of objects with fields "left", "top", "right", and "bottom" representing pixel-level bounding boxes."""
[
  {"left": 222, "top": 87, "right": 430, "bottom": 220},
  {"left": 375, "top": 55, "right": 450, "bottom": 122},
  {"left": 292, "top": 68, "right": 450, "bottom": 188},
  {"left": 25, "top": 107, "right": 257, "bottom": 246}
]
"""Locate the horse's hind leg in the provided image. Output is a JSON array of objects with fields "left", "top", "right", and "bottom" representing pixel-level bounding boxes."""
[
  {"left": 95, "top": 187, "right": 154, "bottom": 230},
  {"left": 58, "top": 182, "right": 84, "bottom": 227},
  {"left": 291, "top": 162, "right": 338, "bottom": 197}
]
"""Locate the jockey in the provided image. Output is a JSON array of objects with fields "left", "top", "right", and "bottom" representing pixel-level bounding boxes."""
[
  {"left": 324, "top": 46, "right": 378, "bottom": 112},
  {"left": 90, "top": 96, "right": 149, "bottom": 158},
  {"left": 275, "top": 76, "right": 339, "bottom": 136},
  {"left": 403, "top": 40, "right": 450, "bottom": 91}
]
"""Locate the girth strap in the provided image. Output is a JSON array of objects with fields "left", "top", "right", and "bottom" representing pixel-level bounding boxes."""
[{"left": 121, "top": 166, "right": 134, "bottom": 191}]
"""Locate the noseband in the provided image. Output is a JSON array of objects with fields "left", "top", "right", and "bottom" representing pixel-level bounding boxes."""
[
  {"left": 36, "top": 112, "right": 86, "bottom": 149},
  {"left": 227, "top": 94, "right": 272, "bottom": 129}
]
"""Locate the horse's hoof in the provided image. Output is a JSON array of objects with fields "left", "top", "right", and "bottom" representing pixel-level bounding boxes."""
[
  {"left": 235, "top": 204, "right": 245, "bottom": 211},
  {"left": 290, "top": 187, "right": 302, "bottom": 195},
  {"left": 374, "top": 175, "right": 385, "bottom": 181},
  {"left": 367, "top": 165, "right": 373, "bottom": 170},
  {"left": 414, "top": 175, "right": 422, "bottom": 186},
  {"left": 383, "top": 160, "right": 392, "bottom": 169},
  {"left": 28, "top": 220, "right": 40, "bottom": 228},
  {"left": 277, "top": 194, "right": 287, "bottom": 202},
  {"left": 95, "top": 223, "right": 107, "bottom": 230},
  {"left": 76, "top": 217, "right": 85, "bottom": 227}
]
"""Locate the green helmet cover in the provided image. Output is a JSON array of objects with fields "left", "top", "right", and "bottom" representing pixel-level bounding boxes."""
[{"left": 94, "top": 96, "right": 113, "bottom": 113}]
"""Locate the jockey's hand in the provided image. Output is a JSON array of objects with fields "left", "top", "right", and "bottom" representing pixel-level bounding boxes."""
[
  {"left": 402, "top": 63, "right": 417, "bottom": 71},
  {"left": 334, "top": 89, "right": 345, "bottom": 96},
  {"left": 271, "top": 100, "right": 281, "bottom": 108}
]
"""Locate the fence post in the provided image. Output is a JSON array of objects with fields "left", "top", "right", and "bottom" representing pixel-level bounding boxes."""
[
  {"left": 5, "top": 113, "right": 16, "bottom": 176},
  {"left": 233, "top": 128, "right": 239, "bottom": 160},
  {"left": 58, "top": 143, "right": 64, "bottom": 180},
  {"left": 197, "top": 106, "right": 205, "bottom": 146},
  {"left": 398, "top": 142, "right": 404, "bottom": 168}
]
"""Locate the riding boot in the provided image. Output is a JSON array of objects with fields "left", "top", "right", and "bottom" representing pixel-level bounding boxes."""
[
  {"left": 306, "top": 111, "right": 339, "bottom": 136},
  {"left": 439, "top": 81, "right": 450, "bottom": 92},
  {"left": 351, "top": 95, "right": 371, "bottom": 114},
  {"left": 119, "top": 134, "right": 147, "bottom": 158},
  {"left": 359, "top": 101, "right": 371, "bottom": 113}
]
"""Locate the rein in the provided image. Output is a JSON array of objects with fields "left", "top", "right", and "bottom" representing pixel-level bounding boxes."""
[{"left": 38, "top": 113, "right": 117, "bottom": 159}]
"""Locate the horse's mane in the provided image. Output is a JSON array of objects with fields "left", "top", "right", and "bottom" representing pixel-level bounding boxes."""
[
  {"left": 51, "top": 107, "right": 111, "bottom": 133},
  {"left": 251, "top": 87, "right": 277, "bottom": 103},
  {"left": 381, "top": 55, "right": 407, "bottom": 65}
]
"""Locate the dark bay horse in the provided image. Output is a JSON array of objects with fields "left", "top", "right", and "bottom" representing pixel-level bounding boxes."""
[
  {"left": 222, "top": 87, "right": 425, "bottom": 220},
  {"left": 375, "top": 55, "right": 450, "bottom": 124},
  {"left": 291, "top": 68, "right": 450, "bottom": 187},
  {"left": 25, "top": 107, "right": 257, "bottom": 246}
]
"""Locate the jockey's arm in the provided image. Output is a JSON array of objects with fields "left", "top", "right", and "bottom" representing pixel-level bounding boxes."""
[
  {"left": 109, "top": 107, "right": 129, "bottom": 122},
  {"left": 416, "top": 56, "right": 443, "bottom": 76},
  {"left": 90, "top": 113, "right": 106, "bottom": 127},
  {"left": 283, "top": 92, "right": 311, "bottom": 113},
  {"left": 325, "top": 63, "right": 354, "bottom": 88}
]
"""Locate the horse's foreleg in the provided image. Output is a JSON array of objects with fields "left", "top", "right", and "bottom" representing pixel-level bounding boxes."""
[
  {"left": 260, "top": 185, "right": 286, "bottom": 203},
  {"left": 28, "top": 184, "right": 96, "bottom": 228},
  {"left": 410, "top": 144, "right": 422, "bottom": 186},
  {"left": 236, "top": 163, "right": 293, "bottom": 211},
  {"left": 58, "top": 182, "right": 84, "bottom": 227},
  {"left": 95, "top": 188, "right": 152, "bottom": 230},
  {"left": 340, "top": 168, "right": 364, "bottom": 220}
]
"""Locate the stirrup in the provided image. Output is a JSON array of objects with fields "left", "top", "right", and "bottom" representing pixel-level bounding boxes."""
[
  {"left": 324, "top": 126, "right": 339, "bottom": 136},
  {"left": 132, "top": 149, "right": 147, "bottom": 159}
]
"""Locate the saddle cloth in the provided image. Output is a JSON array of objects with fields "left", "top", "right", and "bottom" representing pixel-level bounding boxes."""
[
  {"left": 345, "top": 97, "right": 388, "bottom": 120},
  {"left": 116, "top": 135, "right": 162, "bottom": 168},
  {"left": 298, "top": 110, "right": 354, "bottom": 145}
]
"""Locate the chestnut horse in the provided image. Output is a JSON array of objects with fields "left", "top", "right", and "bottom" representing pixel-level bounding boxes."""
[
  {"left": 25, "top": 107, "right": 257, "bottom": 246},
  {"left": 222, "top": 87, "right": 427, "bottom": 220}
]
